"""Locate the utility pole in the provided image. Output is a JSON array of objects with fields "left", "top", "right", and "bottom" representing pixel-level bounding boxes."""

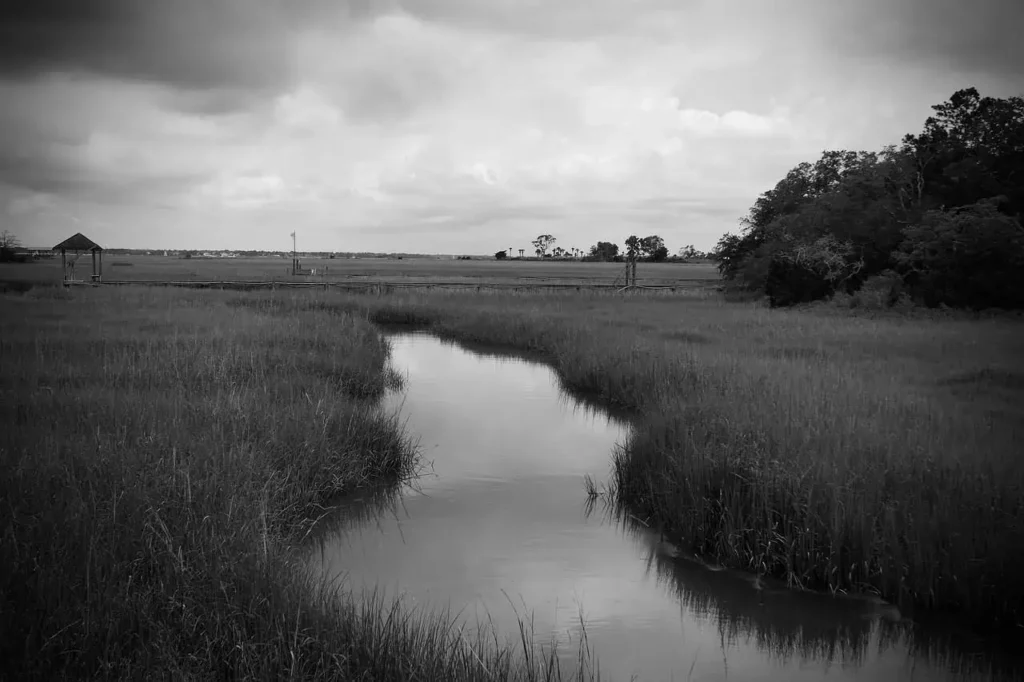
[{"left": 291, "top": 230, "right": 298, "bottom": 275}]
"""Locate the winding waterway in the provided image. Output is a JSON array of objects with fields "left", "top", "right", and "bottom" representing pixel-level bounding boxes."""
[{"left": 310, "top": 331, "right": 1019, "bottom": 681}]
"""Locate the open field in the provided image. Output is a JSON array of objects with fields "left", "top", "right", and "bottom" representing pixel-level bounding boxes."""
[
  {"left": 4, "top": 284, "right": 1022, "bottom": 677},
  {"left": 0, "top": 287, "right": 596, "bottom": 681},
  {"left": 0, "top": 255, "right": 719, "bottom": 288}
]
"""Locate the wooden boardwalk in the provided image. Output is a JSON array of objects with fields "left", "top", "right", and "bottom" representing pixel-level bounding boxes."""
[{"left": 92, "top": 279, "right": 719, "bottom": 293}]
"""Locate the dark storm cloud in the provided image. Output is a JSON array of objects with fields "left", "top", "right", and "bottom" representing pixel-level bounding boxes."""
[
  {"left": 0, "top": 0, "right": 348, "bottom": 208},
  {"left": 0, "top": 143, "right": 204, "bottom": 205},
  {"left": 0, "top": 110, "right": 85, "bottom": 196},
  {"left": 0, "top": 0, "right": 299, "bottom": 92},
  {"left": 0, "top": 83, "right": 206, "bottom": 204},
  {"left": 830, "top": 0, "right": 1024, "bottom": 78},
  {"left": 0, "top": 149, "right": 85, "bottom": 197}
]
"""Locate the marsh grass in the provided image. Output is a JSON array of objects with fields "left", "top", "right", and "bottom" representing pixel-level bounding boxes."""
[
  {"left": 255, "top": 288, "right": 1024, "bottom": 634},
  {"left": 0, "top": 287, "right": 597, "bottom": 680},
  {"left": 584, "top": 491, "right": 1024, "bottom": 681},
  {"left": 584, "top": 491, "right": 896, "bottom": 667}
]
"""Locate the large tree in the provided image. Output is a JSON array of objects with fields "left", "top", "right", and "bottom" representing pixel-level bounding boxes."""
[
  {"left": 639, "top": 235, "right": 667, "bottom": 261},
  {"left": 894, "top": 198, "right": 1024, "bottom": 309},
  {"left": 624, "top": 235, "right": 641, "bottom": 260},
  {"left": 900, "top": 87, "right": 1024, "bottom": 220},
  {"left": 588, "top": 241, "right": 619, "bottom": 261},
  {"left": 713, "top": 87, "right": 1024, "bottom": 310},
  {"left": 532, "top": 234, "right": 556, "bottom": 257}
]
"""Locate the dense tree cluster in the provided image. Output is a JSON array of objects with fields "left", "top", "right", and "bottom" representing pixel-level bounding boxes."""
[
  {"left": 583, "top": 235, "right": 674, "bottom": 262},
  {"left": 511, "top": 234, "right": 684, "bottom": 263},
  {"left": 589, "top": 241, "right": 620, "bottom": 261},
  {"left": 712, "top": 88, "right": 1024, "bottom": 309}
]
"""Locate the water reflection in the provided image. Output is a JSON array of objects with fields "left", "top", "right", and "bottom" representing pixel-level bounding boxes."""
[
  {"left": 584, "top": 495, "right": 1024, "bottom": 682},
  {"left": 308, "top": 331, "right": 1021, "bottom": 681}
]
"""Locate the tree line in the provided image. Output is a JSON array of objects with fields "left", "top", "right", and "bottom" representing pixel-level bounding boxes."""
[
  {"left": 495, "top": 235, "right": 710, "bottom": 263},
  {"left": 711, "top": 87, "right": 1024, "bottom": 310}
]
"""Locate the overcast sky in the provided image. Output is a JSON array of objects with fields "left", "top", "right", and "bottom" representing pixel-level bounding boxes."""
[{"left": 2, "top": 0, "right": 1022, "bottom": 254}]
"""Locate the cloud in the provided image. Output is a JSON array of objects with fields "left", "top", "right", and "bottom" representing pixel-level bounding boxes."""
[
  {"left": 0, "top": 0, "right": 302, "bottom": 92},
  {"left": 391, "top": 0, "right": 689, "bottom": 39},
  {"left": 299, "top": 13, "right": 472, "bottom": 125},
  {"left": 831, "top": 0, "right": 1024, "bottom": 78},
  {"left": 0, "top": 75, "right": 243, "bottom": 204},
  {"left": 1, "top": 0, "right": 1022, "bottom": 254}
]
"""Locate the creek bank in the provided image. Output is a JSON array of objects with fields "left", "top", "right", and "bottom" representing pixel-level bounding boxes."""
[{"left": 313, "top": 328, "right": 1021, "bottom": 681}]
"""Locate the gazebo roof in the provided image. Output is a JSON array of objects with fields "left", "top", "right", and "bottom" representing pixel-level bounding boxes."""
[{"left": 53, "top": 233, "right": 103, "bottom": 252}]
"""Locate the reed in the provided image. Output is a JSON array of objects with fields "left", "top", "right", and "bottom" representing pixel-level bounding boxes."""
[
  {"left": 267, "top": 287, "right": 1024, "bottom": 633},
  {"left": 0, "top": 287, "right": 597, "bottom": 680}
]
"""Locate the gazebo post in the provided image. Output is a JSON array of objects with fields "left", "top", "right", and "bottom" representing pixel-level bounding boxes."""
[{"left": 90, "top": 248, "right": 102, "bottom": 282}]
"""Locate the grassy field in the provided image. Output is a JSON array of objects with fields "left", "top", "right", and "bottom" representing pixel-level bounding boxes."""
[
  {"left": 4, "top": 283, "right": 1022, "bottom": 678},
  {"left": 0, "top": 255, "right": 718, "bottom": 288},
  {"left": 275, "top": 288, "right": 1021, "bottom": 634},
  {"left": 0, "top": 287, "right": 596, "bottom": 681}
]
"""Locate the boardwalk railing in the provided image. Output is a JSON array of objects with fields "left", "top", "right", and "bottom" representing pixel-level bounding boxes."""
[{"left": 91, "top": 279, "right": 720, "bottom": 292}]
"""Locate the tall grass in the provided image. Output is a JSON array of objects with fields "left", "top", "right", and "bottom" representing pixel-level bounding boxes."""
[
  {"left": 0, "top": 287, "right": 597, "bottom": 680},
  {"left": 260, "top": 287, "right": 1024, "bottom": 634},
  {"left": 583, "top": 488, "right": 1024, "bottom": 681}
]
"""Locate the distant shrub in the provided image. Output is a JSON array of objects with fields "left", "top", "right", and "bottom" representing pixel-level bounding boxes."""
[
  {"left": 849, "top": 270, "right": 904, "bottom": 309},
  {"left": 829, "top": 290, "right": 855, "bottom": 308},
  {"left": 766, "top": 236, "right": 865, "bottom": 308}
]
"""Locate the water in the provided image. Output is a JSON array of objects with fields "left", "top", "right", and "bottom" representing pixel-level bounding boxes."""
[{"left": 311, "top": 332, "right": 1020, "bottom": 681}]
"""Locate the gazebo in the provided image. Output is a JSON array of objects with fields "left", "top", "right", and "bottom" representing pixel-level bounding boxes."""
[{"left": 53, "top": 233, "right": 103, "bottom": 285}]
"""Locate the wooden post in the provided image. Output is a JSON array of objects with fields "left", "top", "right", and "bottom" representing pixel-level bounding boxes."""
[
  {"left": 291, "top": 231, "right": 298, "bottom": 276},
  {"left": 61, "top": 249, "right": 67, "bottom": 287}
]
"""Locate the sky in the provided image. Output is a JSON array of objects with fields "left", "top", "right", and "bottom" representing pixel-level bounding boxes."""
[{"left": 1, "top": 0, "right": 1022, "bottom": 255}]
